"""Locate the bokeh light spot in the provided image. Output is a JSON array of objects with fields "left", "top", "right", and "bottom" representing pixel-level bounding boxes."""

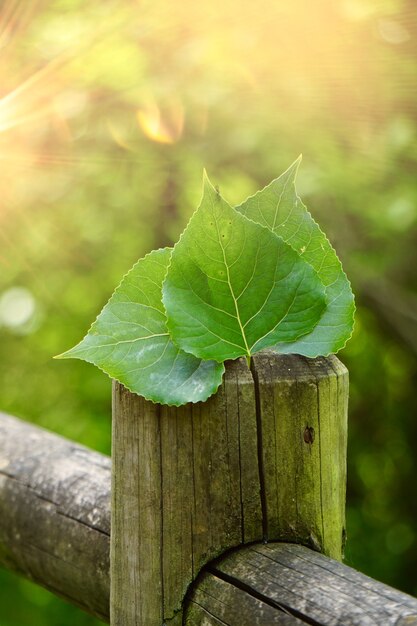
[
  {"left": 0, "top": 287, "right": 36, "bottom": 330},
  {"left": 378, "top": 19, "right": 410, "bottom": 45}
]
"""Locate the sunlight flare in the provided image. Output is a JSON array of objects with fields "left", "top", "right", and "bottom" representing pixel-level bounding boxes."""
[{"left": 137, "top": 100, "right": 184, "bottom": 144}]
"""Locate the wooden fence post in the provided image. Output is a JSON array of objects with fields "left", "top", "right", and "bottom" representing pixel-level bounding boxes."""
[{"left": 110, "top": 352, "right": 348, "bottom": 626}]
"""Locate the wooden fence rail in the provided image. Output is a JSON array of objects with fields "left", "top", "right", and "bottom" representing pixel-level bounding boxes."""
[
  {"left": 0, "top": 411, "right": 110, "bottom": 621},
  {"left": 1, "top": 411, "right": 417, "bottom": 625}
]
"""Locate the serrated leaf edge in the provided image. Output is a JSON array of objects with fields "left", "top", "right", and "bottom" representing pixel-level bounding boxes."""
[
  {"left": 55, "top": 246, "right": 225, "bottom": 406},
  {"left": 236, "top": 156, "right": 356, "bottom": 356},
  {"left": 162, "top": 171, "right": 331, "bottom": 362},
  {"left": 58, "top": 347, "right": 225, "bottom": 407}
]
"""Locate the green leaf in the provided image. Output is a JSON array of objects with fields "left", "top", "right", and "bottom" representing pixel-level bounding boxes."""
[
  {"left": 162, "top": 173, "right": 327, "bottom": 362},
  {"left": 236, "top": 157, "right": 355, "bottom": 356},
  {"left": 55, "top": 248, "right": 224, "bottom": 406}
]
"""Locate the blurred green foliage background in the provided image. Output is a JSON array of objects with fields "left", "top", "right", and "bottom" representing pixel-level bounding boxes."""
[{"left": 0, "top": 0, "right": 416, "bottom": 622}]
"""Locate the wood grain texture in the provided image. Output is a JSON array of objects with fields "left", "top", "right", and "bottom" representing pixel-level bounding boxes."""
[
  {"left": 111, "top": 358, "right": 262, "bottom": 625},
  {"left": 185, "top": 571, "right": 305, "bottom": 625},
  {"left": 111, "top": 353, "right": 348, "bottom": 624},
  {"left": 1, "top": 413, "right": 417, "bottom": 626},
  {"left": 0, "top": 411, "right": 110, "bottom": 622},
  {"left": 251, "top": 352, "right": 348, "bottom": 559},
  {"left": 187, "top": 543, "right": 417, "bottom": 626},
  {"left": 111, "top": 384, "right": 163, "bottom": 626}
]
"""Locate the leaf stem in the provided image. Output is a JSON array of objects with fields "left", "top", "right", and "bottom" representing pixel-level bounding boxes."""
[{"left": 246, "top": 354, "right": 251, "bottom": 368}]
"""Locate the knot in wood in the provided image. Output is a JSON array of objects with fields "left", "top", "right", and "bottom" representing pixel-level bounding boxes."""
[{"left": 303, "top": 425, "right": 315, "bottom": 444}]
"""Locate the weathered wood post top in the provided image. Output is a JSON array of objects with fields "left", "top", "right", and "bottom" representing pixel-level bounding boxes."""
[{"left": 111, "top": 351, "right": 348, "bottom": 625}]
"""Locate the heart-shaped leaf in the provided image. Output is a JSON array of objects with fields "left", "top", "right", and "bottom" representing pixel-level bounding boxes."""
[
  {"left": 55, "top": 248, "right": 224, "bottom": 406},
  {"left": 162, "top": 173, "right": 327, "bottom": 362},
  {"left": 236, "top": 157, "right": 355, "bottom": 356}
]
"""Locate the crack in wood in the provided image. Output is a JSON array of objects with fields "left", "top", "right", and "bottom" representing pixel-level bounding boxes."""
[{"left": 249, "top": 358, "right": 268, "bottom": 542}]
